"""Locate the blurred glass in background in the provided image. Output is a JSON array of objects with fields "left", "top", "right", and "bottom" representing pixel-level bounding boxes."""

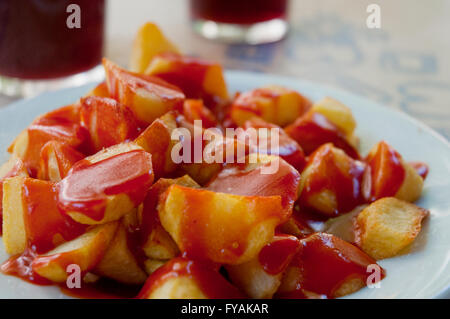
[
  {"left": 190, "top": 0, "right": 289, "bottom": 44},
  {"left": 0, "top": 0, "right": 105, "bottom": 97}
]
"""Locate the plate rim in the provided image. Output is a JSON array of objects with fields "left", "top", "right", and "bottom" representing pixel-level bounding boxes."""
[{"left": 0, "top": 70, "right": 448, "bottom": 299}]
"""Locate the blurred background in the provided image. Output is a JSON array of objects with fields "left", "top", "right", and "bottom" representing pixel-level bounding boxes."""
[{"left": 0, "top": 0, "right": 449, "bottom": 139}]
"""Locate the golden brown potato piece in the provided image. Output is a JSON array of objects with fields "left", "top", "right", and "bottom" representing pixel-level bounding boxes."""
[
  {"left": 140, "top": 175, "right": 198, "bottom": 260},
  {"left": 311, "top": 97, "right": 356, "bottom": 137},
  {"left": 130, "top": 22, "right": 179, "bottom": 73},
  {"left": 59, "top": 143, "right": 154, "bottom": 225},
  {"left": 84, "top": 81, "right": 110, "bottom": 98},
  {"left": 137, "top": 257, "right": 244, "bottom": 299},
  {"left": 277, "top": 233, "right": 382, "bottom": 298},
  {"left": 134, "top": 111, "right": 179, "bottom": 178},
  {"left": 32, "top": 222, "right": 118, "bottom": 283},
  {"left": 2, "top": 176, "right": 27, "bottom": 255},
  {"left": 8, "top": 105, "right": 87, "bottom": 177},
  {"left": 354, "top": 197, "right": 429, "bottom": 260},
  {"left": 104, "top": 58, "right": 184, "bottom": 125},
  {"left": 230, "top": 85, "right": 311, "bottom": 127},
  {"left": 363, "top": 141, "right": 424, "bottom": 203},
  {"left": 38, "top": 141, "right": 84, "bottom": 182},
  {"left": 145, "top": 53, "right": 229, "bottom": 107},
  {"left": 0, "top": 156, "right": 28, "bottom": 236},
  {"left": 226, "top": 235, "right": 299, "bottom": 299},
  {"left": 298, "top": 143, "right": 365, "bottom": 216},
  {"left": 94, "top": 214, "right": 147, "bottom": 285},
  {"left": 158, "top": 185, "right": 284, "bottom": 264}
]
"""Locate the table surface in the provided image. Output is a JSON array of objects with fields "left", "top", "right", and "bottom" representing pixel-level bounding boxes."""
[{"left": 1, "top": 0, "right": 449, "bottom": 140}]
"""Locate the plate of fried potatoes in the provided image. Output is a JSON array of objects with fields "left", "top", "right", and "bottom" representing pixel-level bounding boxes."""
[{"left": 0, "top": 23, "right": 449, "bottom": 299}]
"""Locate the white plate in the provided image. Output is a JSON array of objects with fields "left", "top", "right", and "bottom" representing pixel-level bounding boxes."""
[{"left": 0, "top": 70, "right": 449, "bottom": 299}]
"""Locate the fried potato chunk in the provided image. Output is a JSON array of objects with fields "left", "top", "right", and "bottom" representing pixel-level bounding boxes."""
[
  {"left": 58, "top": 143, "right": 154, "bottom": 225},
  {"left": 226, "top": 234, "right": 299, "bottom": 299},
  {"left": 137, "top": 257, "right": 243, "bottom": 299},
  {"left": 146, "top": 53, "right": 229, "bottom": 107},
  {"left": 277, "top": 233, "right": 383, "bottom": 298},
  {"left": 0, "top": 156, "right": 28, "bottom": 235},
  {"left": 94, "top": 215, "right": 147, "bottom": 285},
  {"left": 298, "top": 143, "right": 365, "bottom": 216},
  {"left": 354, "top": 197, "right": 429, "bottom": 260},
  {"left": 363, "top": 141, "right": 424, "bottom": 203},
  {"left": 311, "top": 97, "right": 356, "bottom": 137},
  {"left": 230, "top": 85, "right": 311, "bottom": 127},
  {"left": 130, "top": 22, "right": 180, "bottom": 73},
  {"left": 38, "top": 141, "right": 84, "bottom": 182},
  {"left": 158, "top": 185, "right": 284, "bottom": 264},
  {"left": 103, "top": 58, "right": 184, "bottom": 125},
  {"left": 140, "top": 175, "right": 199, "bottom": 260},
  {"left": 2, "top": 176, "right": 27, "bottom": 255},
  {"left": 32, "top": 222, "right": 118, "bottom": 283},
  {"left": 134, "top": 111, "right": 179, "bottom": 179}
]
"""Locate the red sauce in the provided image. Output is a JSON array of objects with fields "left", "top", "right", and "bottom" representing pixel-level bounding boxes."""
[
  {"left": 283, "top": 233, "right": 383, "bottom": 298},
  {"left": 136, "top": 257, "right": 244, "bottom": 299},
  {"left": 0, "top": 249, "right": 52, "bottom": 285},
  {"left": 2, "top": 249, "right": 141, "bottom": 299},
  {"left": 166, "top": 185, "right": 283, "bottom": 264},
  {"left": 207, "top": 156, "right": 300, "bottom": 221},
  {"left": 38, "top": 141, "right": 85, "bottom": 180},
  {"left": 231, "top": 88, "right": 311, "bottom": 126},
  {"left": 80, "top": 96, "right": 140, "bottom": 152},
  {"left": 409, "top": 161, "right": 429, "bottom": 180},
  {"left": 285, "top": 112, "right": 360, "bottom": 159},
  {"left": 258, "top": 235, "right": 300, "bottom": 275},
  {"left": 149, "top": 53, "right": 220, "bottom": 108},
  {"left": 22, "top": 105, "right": 88, "bottom": 177},
  {"left": 23, "top": 179, "right": 87, "bottom": 254},
  {"left": 299, "top": 143, "right": 365, "bottom": 216},
  {"left": 103, "top": 59, "right": 185, "bottom": 124},
  {"left": 140, "top": 180, "right": 171, "bottom": 245},
  {"left": 365, "top": 141, "right": 405, "bottom": 201},
  {"left": 58, "top": 150, "right": 153, "bottom": 221},
  {"left": 183, "top": 99, "right": 218, "bottom": 128}
]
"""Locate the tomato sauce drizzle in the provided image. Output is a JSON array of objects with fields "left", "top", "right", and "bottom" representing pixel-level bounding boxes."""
[
  {"left": 1, "top": 249, "right": 52, "bottom": 285},
  {"left": 58, "top": 150, "right": 153, "bottom": 221},
  {"left": 242, "top": 118, "right": 306, "bottom": 171},
  {"left": 258, "top": 235, "right": 300, "bottom": 275},
  {"left": 279, "top": 233, "right": 384, "bottom": 298},
  {"left": 23, "top": 179, "right": 87, "bottom": 254},
  {"left": 285, "top": 112, "right": 360, "bottom": 159},
  {"left": 150, "top": 53, "right": 219, "bottom": 107},
  {"left": 136, "top": 257, "right": 244, "bottom": 299},
  {"left": 38, "top": 141, "right": 85, "bottom": 180},
  {"left": 365, "top": 141, "right": 405, "bottom": 201},
  {"left": 299, "top": 144, "right": 365, "bottom": 216},
  {"left": 207, "top": 157, "right": 300, "bottom": 221},
  {"left": 23, "top": 105, "right": 89, "bottom": 177}
]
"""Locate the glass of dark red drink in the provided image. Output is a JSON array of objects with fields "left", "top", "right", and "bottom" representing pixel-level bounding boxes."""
[
  {"left": 190, "top": 0, "right": 289, "bottom": 44},
  {"left": 0, "top": 0, "right": 105, "bottom": 97}
]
